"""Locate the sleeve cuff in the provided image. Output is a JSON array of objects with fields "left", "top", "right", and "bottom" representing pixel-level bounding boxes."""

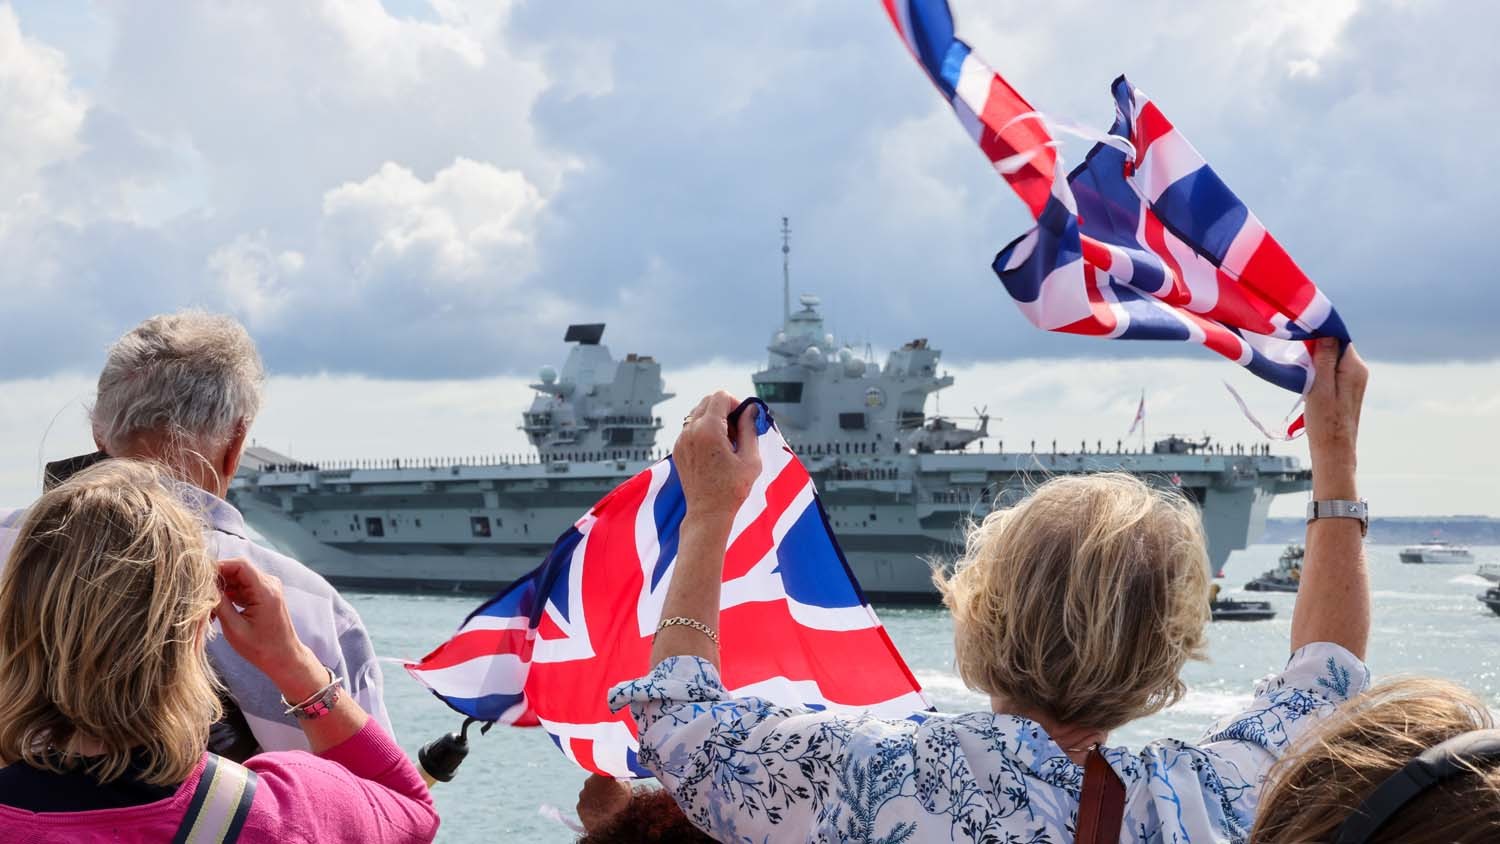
[{"left": 317, "top": 717, "right": 406, "bottom": 777}]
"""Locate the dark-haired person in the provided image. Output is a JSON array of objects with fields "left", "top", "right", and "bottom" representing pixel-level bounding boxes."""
[
  {"left": 1253, "top": 677, "right": 1500, "bottom": 842},
  {"left": 574, "top": 774, "right": 714, "bottom": 843},
  {"left": 608, "top": 339, "right": 1372, "bottom": 841}
]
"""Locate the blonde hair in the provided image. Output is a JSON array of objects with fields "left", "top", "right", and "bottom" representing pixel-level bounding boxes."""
[
  {"left": 1253, "top": 678, "right": 1500, "bottom": 843},
  {"left": 935, "top": 472, "right": 1209, "bottom": 730},
  {"left": 0, "top": 459, "right": 222, "bottom": 785}
]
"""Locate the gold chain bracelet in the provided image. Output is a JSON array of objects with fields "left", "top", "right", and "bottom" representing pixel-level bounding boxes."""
[{"left": 655, "top": 616, "right": 720, "bottom": 646}]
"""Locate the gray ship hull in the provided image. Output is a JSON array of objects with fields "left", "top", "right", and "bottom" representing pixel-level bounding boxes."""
[{"left": 230, "top": 448, "right": 1305, "bottom": 602}]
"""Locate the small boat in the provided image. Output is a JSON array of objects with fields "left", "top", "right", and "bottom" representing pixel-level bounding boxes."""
[
  {"left": 1479, "top": 587, "right": 1500, "bottom": 617},
  {"left": 1211, "top": 599, "right": 1277, "bottom": 622},
  {"left": 1477, "top": 562, "right": 1500, "bottom": 583},
  {"left": 1246, "top": 544, "right": 1303, "bottom": 593},
  {"left": 1209, "top": 584, "right": 1276, "bottom": 622},
  {"left": 1399, "top": 541, "right": 1474, "bottom": 564}
]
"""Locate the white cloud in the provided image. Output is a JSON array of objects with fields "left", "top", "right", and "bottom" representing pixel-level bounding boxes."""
[
  {"left": 207, "top": 232, "right": 306, "bottom": 325},
  {"left": 0, "top": 3, "right": 85, "bottom": 222},
  {"left": 320, "top": 157, "right": 544, "bottom": 290}
]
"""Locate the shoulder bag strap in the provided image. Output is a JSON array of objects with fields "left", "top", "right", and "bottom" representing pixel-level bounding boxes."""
[
  {"left": 1076, "top": 746, "right": 1126, "bottom": 844},
  {"left": 171, "top": 754, "right": 260, "bottom": 844}
]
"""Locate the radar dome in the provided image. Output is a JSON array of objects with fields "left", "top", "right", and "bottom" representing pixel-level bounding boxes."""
[
  {"left": 837, "top": 347, "right": 853, "bottom": 363},
  {"left": 845, "top": 358, "right": 866, "bottom": 377},
  {"left": 802, "top": 346, "right": 823, "bottom": 366},
  {"left": 539, "top": 365, "right": 558, "bottom": 384},
  {"left": 823, "top": 333, "right": 835, "bottom": 348},
  {"left": 774, "top": 331, "right": 787, "bottom": 345}
]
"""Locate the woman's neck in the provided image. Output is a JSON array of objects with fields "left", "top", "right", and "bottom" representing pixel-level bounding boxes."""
[{"left": 990, "top": 697, "right": 1108, "bottom": 766}]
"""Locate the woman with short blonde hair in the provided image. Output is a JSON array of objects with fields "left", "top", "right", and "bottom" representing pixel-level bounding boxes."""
[
  {"left": 0, "top": 460, "right": 438, "bottom": 843},
  {"left": 941, "top": 472, "right": 1210, "bottom": 731},
  {"left": 1253, "top": 678, "right": 1500, "bottom": 842},
  {"left": 610, "top": 339, "right": 1372, "bottom": 842}
]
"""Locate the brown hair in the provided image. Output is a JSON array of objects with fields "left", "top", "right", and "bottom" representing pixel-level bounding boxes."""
[
  {"left": 0, "top": 459, "right": 222, "bottom": 785},
  {"left": 935, "top": 472, "right": 1209, "bottom": 730},
  {"left": 1253, "top": 677, "right": 1500, "bottom": 843},
  {"left": 577, "top": 788, "right": 715, "bottom": 843}
]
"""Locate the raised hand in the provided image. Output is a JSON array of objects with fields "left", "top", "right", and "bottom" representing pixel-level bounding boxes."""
[{"left": 674, "top": 391, "right": 762, "bottom": 524}]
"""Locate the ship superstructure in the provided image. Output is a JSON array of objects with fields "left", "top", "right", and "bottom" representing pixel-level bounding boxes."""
[{"left": 229, "top": 226, "right": 1311, "bottom": 598}]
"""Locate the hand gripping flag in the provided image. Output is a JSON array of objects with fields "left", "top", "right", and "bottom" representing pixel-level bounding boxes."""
[
  {"left": 884, "top": 0, "right": 1350, "bottom": 438},
  {"left": 406, "top": 399, "right": 929, "bottom": 777}
]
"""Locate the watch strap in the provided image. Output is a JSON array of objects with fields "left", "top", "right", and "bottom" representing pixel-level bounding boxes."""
[{"left": 1306, "top": 499, "right": 1368, "bottom": 536}]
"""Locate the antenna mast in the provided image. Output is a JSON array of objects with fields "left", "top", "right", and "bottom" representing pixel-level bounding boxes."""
[{"left": 781, "top": 216, "right": 791, "bottom": 323}]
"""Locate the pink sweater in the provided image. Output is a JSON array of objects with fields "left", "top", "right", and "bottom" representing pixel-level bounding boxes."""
[{"left": 0, "top": 720, "right": 439, "bottom": 843}]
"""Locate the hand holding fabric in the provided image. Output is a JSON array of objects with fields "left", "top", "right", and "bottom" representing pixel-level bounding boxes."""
[{"left": 674, "top": 391, "right": 761, "bottom": 525}]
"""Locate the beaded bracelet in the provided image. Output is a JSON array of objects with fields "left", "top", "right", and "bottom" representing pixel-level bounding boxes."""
[
  {"left": 655, "top": 616, "right": 720, "bottom": 646},
  {"left": 280, "top": 667, "right": 345, "bottom": 720}
]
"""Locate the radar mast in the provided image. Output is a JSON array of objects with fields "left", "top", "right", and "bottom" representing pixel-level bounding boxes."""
[{"left": 781, "top": 216, "right": 792, "bottom": 323}]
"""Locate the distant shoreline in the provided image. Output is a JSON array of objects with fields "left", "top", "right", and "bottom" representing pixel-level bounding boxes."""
[{"left": 1263, "top": 517, "right": 1500, "bottom": 545}]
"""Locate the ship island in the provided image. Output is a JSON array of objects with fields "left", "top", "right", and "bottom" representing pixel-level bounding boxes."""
[{"left": 229, "top": 233, "right": 1311, "bottom": 603}]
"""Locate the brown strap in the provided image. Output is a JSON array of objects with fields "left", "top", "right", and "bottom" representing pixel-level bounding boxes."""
[{"left": 1076, "top": 747, "right": 1126, "bottom": 844}]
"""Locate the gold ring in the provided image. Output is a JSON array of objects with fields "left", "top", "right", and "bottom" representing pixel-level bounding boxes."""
[{"left": 682, "top": 415, "right": 695, "bottom": 427}]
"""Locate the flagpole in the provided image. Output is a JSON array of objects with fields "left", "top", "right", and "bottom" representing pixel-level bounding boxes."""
[{"left": 1140, "top": 389, "right": 1147, "bottom": 453}]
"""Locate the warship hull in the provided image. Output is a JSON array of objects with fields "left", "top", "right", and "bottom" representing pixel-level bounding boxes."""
[{"left": 230, "top": 448, "right": 1306, "bottom": 601}]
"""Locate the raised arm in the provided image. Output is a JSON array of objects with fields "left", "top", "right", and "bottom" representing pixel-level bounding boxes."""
[
  {"left": 647, "top": 391, "right": 761, "bottom": 670},
  {"left": 1290, "top": 339, "right": 1370, "bottom": 658}
]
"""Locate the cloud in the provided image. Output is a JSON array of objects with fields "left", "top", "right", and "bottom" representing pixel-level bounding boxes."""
[
  {"left": 319, "top": 158, "right": 543, "bottom": 291},
  {"left": 0, "top": 4, "right": 85, "bottom": 221},
  {"left": 0, "top": 0, "right": 1496, "bottom": 386}
]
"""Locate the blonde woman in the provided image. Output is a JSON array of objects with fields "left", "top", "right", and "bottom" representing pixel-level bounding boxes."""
[
  {"left": 609, "top": 339, "right": 1371, "bottom": 842},
  {"left": 0, "top": 461, "right": 438, "bottom": 843},
  {"left": 1252, "top": 678, "right": 1500, "bottom": 843}
]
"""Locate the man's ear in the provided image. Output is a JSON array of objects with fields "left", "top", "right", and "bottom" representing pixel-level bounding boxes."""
[
  {"left": 93, "top": 429, "right": 107, "bottom": 454},
  {"left": 221, "top": 420, "right": 249, "bottom": 482}
]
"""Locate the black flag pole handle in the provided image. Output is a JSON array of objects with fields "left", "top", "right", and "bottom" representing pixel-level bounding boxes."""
[{"left": 418, "top": 717, "right": 493, "bottom": 788}]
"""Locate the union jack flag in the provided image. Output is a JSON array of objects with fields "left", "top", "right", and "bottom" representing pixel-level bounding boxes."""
[
  {"left": 406, "top": 399, "right": 929, "bottom": 777},
  {"left": 884, "top": 0, "right": 1350, "bottom": 437}
]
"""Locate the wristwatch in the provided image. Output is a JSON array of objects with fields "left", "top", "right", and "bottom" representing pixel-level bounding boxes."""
[{"left": 1306, "top": 499, "right": 1368, "bottom": 537}]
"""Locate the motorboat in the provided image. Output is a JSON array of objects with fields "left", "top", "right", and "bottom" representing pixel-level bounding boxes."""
[
  {"left": 1245, "top": 544, "right": 1303, "bottom": 593},
  {"left": 1479, "top": 586, "right": 1500, "bottom": 617},
  {"left": 1477, "top": 562, "right": 1500, "bottom": 583},
  {"left": 1399, "top": 541, "right": 1474, "bottom": 564},
  {"left": 1209, "top": 583, "right": 1275, "bottom": 622}
]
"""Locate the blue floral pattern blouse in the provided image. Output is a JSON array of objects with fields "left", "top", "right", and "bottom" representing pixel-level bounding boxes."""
[{"left": 609, "top": 643, "right": 1368, "bottom": 843}]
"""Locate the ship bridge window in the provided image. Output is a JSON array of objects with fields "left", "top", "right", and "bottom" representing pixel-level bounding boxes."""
[
  {"left": 755, "top": 381, "right": 804, "bottom": 403},
  {"left": 364, "top": 517, "right": 384, "bottom": 537},
  {"left": 898, "top": 410, "right": 924, "bottom": 430},
  {"left": 607, "top": 428, "right": 634, "bottom": 445},
  {"left": 470, "top": 516, "right": 492, "bottom": 538},
  {"left": 838, "top": 412, "right": 866, "bottom": 430}
]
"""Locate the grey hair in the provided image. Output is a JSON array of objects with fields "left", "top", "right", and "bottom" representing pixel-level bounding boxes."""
[{"left": 91, "top": 312, "right": 265, "bottom": 456}]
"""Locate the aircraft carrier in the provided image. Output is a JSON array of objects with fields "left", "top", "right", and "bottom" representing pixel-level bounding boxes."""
[{"left": 229, "top": 235, "right": 1311, "bottom": 601}]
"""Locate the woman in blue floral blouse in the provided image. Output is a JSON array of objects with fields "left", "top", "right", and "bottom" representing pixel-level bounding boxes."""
[{"left": 612, "top": 339, "right": 1370, "bottom": 843}]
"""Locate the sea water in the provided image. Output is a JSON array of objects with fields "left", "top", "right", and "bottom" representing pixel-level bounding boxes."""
[{"left": 355, "top": 544, "right": 1500, "bottom": 842}]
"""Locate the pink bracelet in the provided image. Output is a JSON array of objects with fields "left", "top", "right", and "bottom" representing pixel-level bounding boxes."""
[{"left": 280, "top": 667, "right": 344, "bottom": 720}]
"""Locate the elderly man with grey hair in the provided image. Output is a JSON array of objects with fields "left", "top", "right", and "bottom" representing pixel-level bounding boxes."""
[{"left": 0, "top": 311, "right": 391, "bottom": 753}]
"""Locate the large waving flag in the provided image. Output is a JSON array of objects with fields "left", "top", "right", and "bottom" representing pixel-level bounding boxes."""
[
  {"left": 406, "top": 400, "right": 929, "bottom": 777},
  {"left": 884, "top": 0, "right": 1350, "bottom": 437}
]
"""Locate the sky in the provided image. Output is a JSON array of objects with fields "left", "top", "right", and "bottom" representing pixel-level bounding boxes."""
[{"left": 1, "top": 0, "right": 1497, "bottom": 516}]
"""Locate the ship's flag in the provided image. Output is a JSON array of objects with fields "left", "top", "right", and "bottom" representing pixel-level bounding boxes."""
[
  {"left": 883, "top": 0, "right": 1351, "bottom": 438},
  {"left": 405, "top": 399, "right": 929, "bottom": 777},
  {"left": 1127, "top": 390, "right": 1146, "bottom": 436}
]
